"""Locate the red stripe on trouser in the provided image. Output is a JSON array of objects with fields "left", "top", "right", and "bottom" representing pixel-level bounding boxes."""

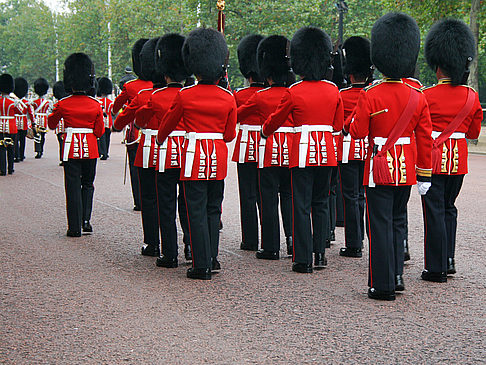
[{"left": 365, "top": 188, "right": 372, "bottom": 287}]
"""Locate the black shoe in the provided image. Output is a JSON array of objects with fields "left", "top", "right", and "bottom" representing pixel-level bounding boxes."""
[
  {"left": 421, "top": 270, "right": 447, "bottom": 283},
  {"left": 14, "top": 158, "right": 20, "bottom": 162},
  {"left": 447, "top": 258, "right": 456, "bottom": 275},
  {"left": 156, "top": 256, "right": 178, "bottom": 268},
  {"left": 329, "top": 230, "right": 335, "bottom": 242},
  {"left": 35, "top": 152, "right": 42, "bottom": 159},
  {"left": 368, "top": 288, "right": 396, "bottom": 301},
  {"left": 339, "top": 247, "right": 363, "bottom": 258},
  {"left": 141, "top": 244, "right": 160, "bottom": 257},
  {"left": 59, "top": 161, "right": 64, "bottom": 167},
  {"left": 395, "top": 275, "right": 405, "bottom": 291},
  {"left": 404, "top": 241, "right": 410, "bottom": 261},
  {"left": 211, "top": 258, "right": 221, "bottom": 273},
  {"left": 292, "top": 262, "right": 313, "bottom": 273},
  {"left": 66, "top": 229, "right": 81, "bottom": 237},
  {"left": 187, "top": 267, "right": 211, "bottom": 280},
  {"left": 100, "top": 155, "right": 108, "bottom": 160},
  {"left": 286, "top": 236, "right": 293, "bottom": 256},
  {"left": 314, "top": 253, "right": 327, "bottom": 269},
  {"left": 133, "top": 205, "right": 141, "bottom": 211},
  {"left": 240, "top": 242, "right": 258, "bottom": 251},
  {"left": 7, "top": 170, "right": 13, "bottom": 175},
  {"left": 184, "top": 244, "right": 192, "bottom": 261},
  {"left": 82, "top": 221, "right": 93, "bottom": 234},
  {"left": 325, "top": 239, "right": 331, "bottom": 248},
  {"left": 255, "top": 250, "right": 279, "bottom": 260},
  {"left": 0, "top": 172, "right": 6, "bottom": 176}
]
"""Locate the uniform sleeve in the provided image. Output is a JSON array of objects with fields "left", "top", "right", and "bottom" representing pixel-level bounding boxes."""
[
  {"left": 348, "top": 90, "right": 371, "bottom": 139},
  {"left": 113, "top": 95, "right": 141, "bottom": 131},
  {"left": 262, "top": 90, "right": 293, "bottom": 137},
  {"left": 157, "top": 92, "right": 184, "bottom": 144},
  {"left": 332, "top": 93, "right": 344, "bottom": 132},
  {"left": 414, "top": 96, "right": 433, "bottom": 182},
  {"left": 113, "top": 87, "right": 129, "bottom": 113},
  {"left": 135, "top": 98, "right": 155, "bottom": 129},
  {"left": 465, "top": 95, "right": 483, "bottom": 140},
  {"left": 93, "top": 103, "right": 105, "bottom": 138},
  {"left": 237, "top": 93, "right": 261, "bottom": 123},
  {"left": 47, "top": 102, "right": 62, "bottom": 130},
  {"left": 224, "top": 98, "right": 237, "bottom": 143}
]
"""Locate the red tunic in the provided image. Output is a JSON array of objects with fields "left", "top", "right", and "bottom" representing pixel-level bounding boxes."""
[
  {"left": 15, "top": 98, "right": 32, "bottom": 131},
  {"left": 231, "top": 85, "right": 265, "bottom": 163},
  {"left": 423, "top": 79, "right": 483, "bottom": 175},
  {"left": 262, "top": 80, "right": 344, "bottom": 168},
  {"left": 98, "top": 97, "right": 114, "bottom": 128},
  {"left": 31, "top": 97, "right": 51, "bottom": 130},
  {"left": 112, "top": 79, "right": 153, "bottom": 113},
  {"left": 157, "top": 83, "right": 237, "bottom": 181},
  {"left": 48, "top": 94, "right": 104, "bottom": 159},
  {"left": 237, "top": 86, "right": 294, "bottom": 168},
  {"left": 348, "top": 78, "right": 433, "bottom": 186},
  {"left": 0, "top": 96, "right": 19, "bottom": 134}
]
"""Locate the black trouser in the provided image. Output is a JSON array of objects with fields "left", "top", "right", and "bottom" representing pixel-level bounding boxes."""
[
  {"left": 182, "top": 180, "right": 224, "bottom": 269},
  {"left": 34, "top": 131, "right": 46, "bottom": 154},
  {"left": 127, "top": 146, "right": 141, "bottom": 208},
  {"left": 63, "top": 158, "right": 97, "bottom": 232},
  {"left": 98, "top": 128, "right": 111, "bottom": 158},
  {"left": 137, "top": 167, "right": 159, "bottom": 247},
  {"left": 14, "top": 130, "right": 27, "bottom": 160},
  {"left": 237, "top": 162, "right": 260, "bottom": 248},
  {"left": 339, "top": 161, "right": 365, "bottom": 248},
  {"left": 258, "top": 166, "right": 292, "bottom": 252},
  {"left": 329, "top": 166, "right": 345, "bottom": 233},
  {"left": 366, "top": 185, "right": 411, "bottom": 292},
  {"left": 57, "top": 133, "right": 64, "bottom": 162},
  {"left": 156, "top": 168, "right": 190, "bottom": 259},
  {"left": 422, "top": 174, "right": 464, "bottom": 273},
  {"left": 291, "top": 166, "right": 332, "bottom": 265},
  {"left": 0, "top": 133, "right": 15, "bottom": 174}
]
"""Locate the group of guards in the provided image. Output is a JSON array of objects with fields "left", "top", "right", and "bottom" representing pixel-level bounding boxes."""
[{"left": 2, "top": 11, "right": 482, "bottom": 301}]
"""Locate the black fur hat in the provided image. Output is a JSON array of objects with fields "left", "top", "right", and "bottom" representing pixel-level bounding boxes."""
[
  {"left": 257, "top": 35, "right": 291, "bottom": 85},
  {"left": 238, "top": 34, "right": 264, "bottom": 81},
  {"left": 156, "top": 33, "right": 190, "bottom": 82},
  {"left": 371, "top": 12, "right": 420, "bottom": 78},
  {"left": 34, "top": 77, "right": 49, "bottom": 96},
  {"left": 14, "top": 77, "right": 28, "bottom": 98},
  {"left": 0, "top": 74, "right": 14, "bottom": 94},
  {"left": 343, "top": 36, "right": 372, "bottom": 79},
  {"left": 290, "top": 26, "right": 332, "bottom": 80},
  {"left": 132, "top": 38, "right": 148, "bottom": 79},
  {"left": 63, "top": 53, "right": 94, "bottom": 93},
  {"left": 425, "top": 18, "right": 475, "bottom": 85},
  {"left": 182, "top": 28, "right": 228, "bottom": 82},
  {"left": 53, "top": 81, "right": 68, "bottom": 100},
  {"left": 97, "top": 77, "right": 113, "bottom": 96},
  {"left": 140, "top": 37, "right": 160, "bottom": 83}
]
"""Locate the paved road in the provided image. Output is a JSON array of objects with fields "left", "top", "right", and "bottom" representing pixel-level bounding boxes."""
[{"left": 1, "top": 134, "right": 485, "bottom": 364}]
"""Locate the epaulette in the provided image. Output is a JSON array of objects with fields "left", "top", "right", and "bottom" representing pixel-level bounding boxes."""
[
  {"left": 465, "top": 85, "right": 478, "bottom": 93},
  {"left": 256, "top": 87, "right": 272, "bottom": 94},
  {"left": 137, "top": 88, "right": 152, "bottom": 95},
  {"left": 59, "top": 95, "right": 73, "bottom": 102},
  {"left": 217, "top": 85, "right": 234, "bottom": 96},
  {"left": 180, "top": 84, "right": 197, "bottom": 92},
  {"left": 152, "top": 87, "right": 168, "bottom": 95},
  {"left": 321, "top": 79, "right": 338, "bottom": 88},
  {"left": 363, "top": 79, "right": 384, "bottom": 92},
  {"left": 289, "top": 80, "right": 303, "bottom": 89},
  {"left": 339, "top": 86, "right": 353, "bottom": 93},
  {"left": 86, "top": 95, "right": 102, "bottom": 103},
  {"left": 421, "top": 84, "right": 436, "bottom": 92},
  {"left": 124, "top": 78, "right": 138, "bottom": 86},
  {"left": 403, "top": 82, "right": 423, "bottom": 93}
]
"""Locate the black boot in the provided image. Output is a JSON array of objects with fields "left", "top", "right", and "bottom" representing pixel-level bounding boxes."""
[
  {"left": 141, "top": 244, "right": 160, "bottom": 257},
  {"left": 187, "top": 267, "right": 211, "bottom": 280},
  {"left": 184, "top": 244, "right": 192, "bottom": 261},
  {"left": 314, "top": 253, "right": 327, "bottom": 269},
  {"left": 404, "top": 239, "right": 410, "bottom": 261},
  {"left": 286, "top": 236, "right": 293, "bottom": 256},
  {"left": 447, "top": 258, "right": 456, "bottom": 274},
  {"left": 395, "top": 275, "right": 405, "bottom": 291},
  {"left": 82, "top": 221, "right": 93, "bottom": 234}
]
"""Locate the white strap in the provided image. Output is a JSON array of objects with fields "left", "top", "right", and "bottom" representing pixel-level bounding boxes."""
[
  {"left": 184, "top": 132, "right": 224, "bottom": 178},
  {"left": 275, "top": 127, "right": 295, "bottom": 133},
  {"left": 258, "top": 137, "right": 266, "bottom": 169},
  {"left": 157, "top": 131, "right": 185, "bottom": 172},
  {"left": 373, "top": 136, "right": 411, "bottom": 147},
  {"left": 431, "top": 131, "right": 465, "bottom": 140},
  {"left": 238, "top": 124, "right": 261, "bottom": 163},
  {"left": 342, "top": 134, "right": 352, "bottom": 164},
  {"left": 142, "top": 129, "right": 159, "bottom": 168},
  {"left": 295, "top": 125, "right": 333, "bottom": 168},
  {"left": 63, "top": 128, "right": 94, "bottom": 161},
  {"left": 0, "top": 116, "right": 14, "bottom": 120}
]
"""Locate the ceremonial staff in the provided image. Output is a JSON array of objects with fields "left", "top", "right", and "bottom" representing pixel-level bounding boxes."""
[{"left": 216, "top": 0, "right": 230, "bottom": 89}]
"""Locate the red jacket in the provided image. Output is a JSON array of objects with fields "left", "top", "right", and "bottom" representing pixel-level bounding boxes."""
[
  {"left": 348, "top": 78, "right": 433, "bottom": 186},
  {"left": 31, "top": 97, "right": 51, "bottom": 130},
  {"left": 423, "top": 79, "right": 483, "bottom": 175},
  {"left": 48, "top": 94, "right": 104, "bottom": 159},
  {"left": 262, "top": 80, "right": 344, "bottom": 168},
  {"left": 0, "top": 96, "right": 20, "bottom": 134},
  {"left": 15, "top": 98, "right": 33, "bottom": 131},
  {"left": 158, "top": 83, "right": 237, "bottom": 181},
  {"left": 98, "top": 97, "right": 114, "bottom": 129}
]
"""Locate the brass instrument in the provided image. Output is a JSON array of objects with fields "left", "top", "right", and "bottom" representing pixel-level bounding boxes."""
[{"left": 0, "top": 137, "right": 14, "bottom": 147}]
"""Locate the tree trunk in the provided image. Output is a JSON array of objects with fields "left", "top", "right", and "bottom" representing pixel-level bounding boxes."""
[{"left": 469, "top": 0, "right": 480, "bottom": 92}]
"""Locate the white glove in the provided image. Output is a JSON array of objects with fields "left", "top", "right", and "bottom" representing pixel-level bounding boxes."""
[{"left": 417, "top": 181, "right": 431, "bottom": 196}]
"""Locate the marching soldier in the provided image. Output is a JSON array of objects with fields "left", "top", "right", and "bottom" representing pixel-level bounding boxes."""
[
  {"left": 52, "top": 81, "right": 68, "bottom": 165},
  {"left": 31, "top": 78, "right": 51, "bottom": 159},
  {"left": 237, "top": 35, "right": 294, "bottom": 259},
  {"left": 262, "top": 27, "right": 344, "bottom": 273},
  {"left": 97, "top": 77, "right": 114, "bottom": 160},
  {"left": 157, "top": 28, "right": 237, "bottom": 280},
  {"left": 421, "top": 18, "right": 483, "bottom": 282},
  {"left": 345, "top": 13, "right": 433, "bottom": 300},
  {"left": 0, "top": 74, "right": 20, "bottom": 176},
  {"left": 47, "top": 53, "right": 105, "bottom": 236},
  {"left": 13, "top": 77, "right": 31, "bottom": 162}
]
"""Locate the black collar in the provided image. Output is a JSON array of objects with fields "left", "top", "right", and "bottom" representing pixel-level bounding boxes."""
[
  {"left": 167, "top": 83, "right": 183, "bottom": 88},
  {"left": 198, "top": 80, "right": 217, "bottom": 85},
  {"left": 250, "top": 82, "right": 265, "bottom": 88}
]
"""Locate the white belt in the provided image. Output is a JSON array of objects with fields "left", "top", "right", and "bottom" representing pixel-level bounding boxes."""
[
  {"left": 332, "top": 131, "right": 341, "bottom": 136},
  {"left": 258, "top": 127, "right": 295, "bottom": 168},
  {"left": 431, "top": 131, "right": 465, "bottom": 140},
  {"left": 295, "top": 125, "right": 333, "bottom": 168},
  {"left": 238, "top": 124, "right": 261, "bottom": 163},
  {"left": 142, "top": 129, "right": 159, "bottom": 168},
  {"left": 184, "top": 132, "right": 224, "bottom": 177},
  {"left": 369, "top": 136, "right": 411, "bottom": 187},
  {"left": 63, "top": 128, "right": 93, "bottom": 161},
  {"left": 158, "top": 130, "right": 186, "bottom": 172},
  {"left": 1, "top": 116, "right": 14, "bottom": 120},
  {"left": 342, "top": 134, "right": 352, "bottom": 164},
  {"left": 275, "top": 127, "right": 295, "bottom": 133}
]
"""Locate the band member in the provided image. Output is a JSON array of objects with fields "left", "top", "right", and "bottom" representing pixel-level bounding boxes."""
[
  {"left": 232, "top": 34, "right": 265, "bottom": 252},
  {"left": 31, "top": 78, "right": 51, "bottom": 159},
  {"left": 262, "top": 27, "right": 344, "bottom": 273},
  {"left": 135, "top": 33, "right": 192, "bottom": 266},
  {"left": 157, "top": 28, "right": 237, "bottom": 280},
  {"left": 112, "top": 38, "right": 152, "bottom": 212},
  {"left": 13, "top": 77, "right": 31, "bottom": 162},
  {"left": 52, "top": 81, "right": 68, "bottom": 165},
  {"left": 0, "top": 74, "right": 19, "bottom": 176},
  {"left": 345, "top": 13, "right": 433, "bottom": 300},
  {"left": 47, "top": 53, "right": 104, "bottom": 236},
  {"left": 97, "top": 77, "right": 114, "bottom": 160},
  {"left": 237, "top": 35, "right": 294, "bottom": 260},
  {"left": 421, "top": 19, "right": 483, "bottom": 282},
  {"left": 337, "top": 36, "right": 373, "bottom": 259},
  {"left": 114, "top": 38, "right": 162, "bottom": 256}
]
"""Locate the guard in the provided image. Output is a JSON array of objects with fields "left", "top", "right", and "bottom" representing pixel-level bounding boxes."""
[{"left": 31, "top": 78, "right": 51, "bottom": 159}]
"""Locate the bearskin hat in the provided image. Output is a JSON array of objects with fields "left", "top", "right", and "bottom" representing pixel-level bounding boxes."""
[
  {"left": 34, "top": 77, "right": 49, "bottom": 96},
  {"left": 425, "top": 18, "right": 475, "bottom": 85},
  {"left": 14, "top": 77, "right": 28, "bottom": 98},
  {"left": 63, "top": 53, "right": 94, "bottom": 93},
  {"left": 371, "top": 12, "right": 420, "bottom": 78},
  {"left": 53, "top": 81, "right": 67, "bottom": 100},
  {"left": 257, "top": 35, "right": 291, "bottom": 85},
  {"left": 0, "top": 74, "right": 14, "bottom": 94},
  {"left": 132, "top": 38, "right": 148, "bottom": 79},
  {"left": 156, "top": 33, "right": 190, "bottom": 82},
  {"left": 139, "top": 37, "right": 160, "bottom": 83},
  {"left": 97, "top": 77, "right": 113, "bottom": 96},
  {"left": 182, "top": 28, "right": 228, "bottom": 82},
  {"left": 290, "top": 26, "right": 332, "bottom": 80},
  {"left": 238, "top": 34, "right": 264, "bottom": 81},
  {"left": 343, "top": 36, "right": 372, "bottom": 80}
]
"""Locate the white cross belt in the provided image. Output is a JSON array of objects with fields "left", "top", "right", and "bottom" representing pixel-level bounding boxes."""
[
  {"left": 294, "top": 125, "right": 333, "bottom": 168},
  {"left": 184, "top": 132, "right": 224, "bottom": 178},
  {"left": 63, "top": 128, "right": 93, "bottom": 161}
]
